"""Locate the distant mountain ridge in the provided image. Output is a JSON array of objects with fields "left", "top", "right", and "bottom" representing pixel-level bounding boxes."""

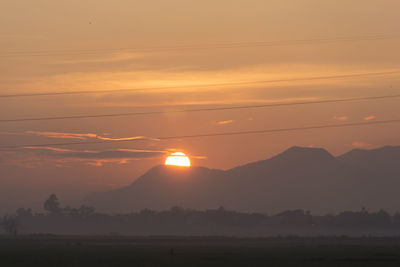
[{"left": 84, "top": 146, "right": 400, "bottom": 214}]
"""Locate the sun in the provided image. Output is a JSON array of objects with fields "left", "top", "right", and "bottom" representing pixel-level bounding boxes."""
[{"left": 165, "top": 152, "right": 191, "bottom": 167}]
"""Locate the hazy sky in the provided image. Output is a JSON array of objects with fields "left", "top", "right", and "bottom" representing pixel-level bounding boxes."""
[{"left": 1, "top": 0, "right": 400, "bottom": 213}]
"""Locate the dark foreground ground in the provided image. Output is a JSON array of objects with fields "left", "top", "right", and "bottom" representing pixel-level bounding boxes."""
[{"left": 2, "top": 236, "right": 400, "bottom": 266}]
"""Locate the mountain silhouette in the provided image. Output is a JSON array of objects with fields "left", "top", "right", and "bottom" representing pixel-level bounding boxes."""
[
  {"left": 85, "top": 165, "right": 229, "bottom": 212},
  {"left": 84, "top": 146, "right": 400, "bottom": 214},
  {"left": 337, "top": 146, "right": 400, "bottom": 210}
]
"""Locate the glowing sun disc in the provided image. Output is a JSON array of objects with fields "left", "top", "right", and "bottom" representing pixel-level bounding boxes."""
[{"left": 165, "top": 152, "right": 191, "bottom": 167}]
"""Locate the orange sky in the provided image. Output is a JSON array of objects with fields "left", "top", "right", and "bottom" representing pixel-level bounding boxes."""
[{"left": 0, "top": 0, "right": 400, "bottom": 213}]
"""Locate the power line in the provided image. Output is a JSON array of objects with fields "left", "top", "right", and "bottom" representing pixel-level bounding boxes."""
[
  {"left": 161, "top": 119, "right": 400, "bottom": 140},
  {"left": 1, "top": 33, "right": 400, "bottom": 58},
  {"left": 1, "top": 119, "right": 400, "bottom": 150},
  {"left": 1, "top": 93, "right": 400, "bottom": 123},
  {"left": 1, "top": 70, "right": 400, "bottom": 99}
]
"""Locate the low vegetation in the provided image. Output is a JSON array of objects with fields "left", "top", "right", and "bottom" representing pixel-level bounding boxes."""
[{"left": 2, "top": 194, "right": 400, "bottom": 236}]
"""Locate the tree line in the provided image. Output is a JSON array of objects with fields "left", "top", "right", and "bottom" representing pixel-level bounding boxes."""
[{"left": 2, "top": 194, "right": 400, "bottom": 236}]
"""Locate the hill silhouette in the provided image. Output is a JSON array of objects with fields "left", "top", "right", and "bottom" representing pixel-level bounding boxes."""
[
  {"left": 85, "top": 165, "right": 229, "bottom": 212},
  {"left": 85, "top": 146, "right": 400, "bottom": 214}
]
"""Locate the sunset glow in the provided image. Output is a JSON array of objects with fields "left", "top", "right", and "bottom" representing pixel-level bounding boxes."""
[
  {"left": 2, "top": 0, "right": 400, "bottom": 242},
  {"left": 165, "top": 152, "right": 191, "bottom": 167}
]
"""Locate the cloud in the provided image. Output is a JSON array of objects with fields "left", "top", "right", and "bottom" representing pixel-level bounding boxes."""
[
  {"left": 333, "top": 116, "right": 348, "bottom": 122},
  {"left": 8, "top": 147, "right": 207, "bottom": 167},
  {"left": 95, "top": 95, "right": 322, "bottom": 109},
  {"left": 24, "top": 131, "right": 159, "bottom": 142},
  {"left": 23, "top": 146, "right": 167, "bottom": 159},
  {"left": 57, "top": 149, "right": 166, "bottom": 160},
  {"left": 0, "top": 132, "right": 28, "bottom": 136},
  {"left": 364, "top": 115, "right": 376, "bottom": 121},
  {"left": 11, "top": 147, "right": 169, "bottom": 167},
  {"left": 54, "top": 52, "right": 143, "bottom": 65},
  {"left": 352, "top": 141, "right": 372, "bottom": 148},
  {"left": 1, "top": 132, "right": 207, "bottom": 167},
  {"left": 26, "top": 131, "right": 97, "bottom": 140},
  {"left": 217, "top": 120, "right": 234, "bottom": 125},
  {"left": 96, "top": 136, "right": 160, "bottom": 142},
  {"left": 23, "top": 146, "right": 75, "bottom": 152}
]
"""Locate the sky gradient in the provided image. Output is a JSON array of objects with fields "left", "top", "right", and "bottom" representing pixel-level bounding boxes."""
[{"left": 1, "top": 0, "right": 400, "bottom": 213}]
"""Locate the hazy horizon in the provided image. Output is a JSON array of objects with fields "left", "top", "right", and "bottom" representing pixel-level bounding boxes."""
[
  {"left": 1, "top": 0, "right": 400, "bottom": 216},
  {"left": 1, "top": 144, "right": 400, "bottom": 215}
]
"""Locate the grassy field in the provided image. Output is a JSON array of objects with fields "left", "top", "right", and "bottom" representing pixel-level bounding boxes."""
[{"left": 2, "top": 236, "right": 400, "bottom": 266}]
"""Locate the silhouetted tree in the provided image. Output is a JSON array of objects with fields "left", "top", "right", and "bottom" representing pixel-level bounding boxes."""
[
  {"left": 44, "top": 194, "right": 61, "bottom": 214},
  {"left": 8, "top": 204, "right": 400, "bottom": 236},
  {"left": 77, "top": 205, "right": 95, "bottom": 216},
  {"left": 1, "top": 215, "right": 18, "bottom": 236},
  {"left": 140, "top": 209, "right": 156, "bottom": 216},
  {"left": 170, "top": 206, "right": 185, "bottom": 214},
  {"left": 16, "top": 208, "right": 33, "bottom": 218}
]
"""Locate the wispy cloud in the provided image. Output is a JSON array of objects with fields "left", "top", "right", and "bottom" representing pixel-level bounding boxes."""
[
  {"left": 54, "top": 52, "right": 143, "bottom": 65},
  {"left": 96, "top": 136, "right": 160, "bottom": 142},
  {"left": 95, "top": 96, "right": 322, "bottom": 109},
  {"left": 26, "top": 131, "right": 97, "bottom": 140},
  {"left": 364, "top": 115, "right": 376, "bottom": 121},
  {"left": 217, "top": 120, "right": 234, "bottom": 125},
  {"left": 0, "top": 131, "right": 29, "bottom": 136},
  {"left": 56, "top": 149, "right": 166, "bottom": 160},
  {"left": 14, "top": 147, "right": 169, "bottom": 167},
  {"left": 23, "top": 146, "right": 75, "bottom": 152},
  {"left": 12, "top": 146, "right": 207, "bottom": 167},
  {"left": 333, "top": 116, "right": 348, "bottom": 122},
  {"left": 0, "top": 131, "right": 207, "bottom": 167},
  {"left": 24, "top": 131, "right": 159, "bottom": 142}
]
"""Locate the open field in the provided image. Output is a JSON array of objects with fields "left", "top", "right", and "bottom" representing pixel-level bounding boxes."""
[{"left": 2, "top": 236, "right": 400, "bottom": 266}]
